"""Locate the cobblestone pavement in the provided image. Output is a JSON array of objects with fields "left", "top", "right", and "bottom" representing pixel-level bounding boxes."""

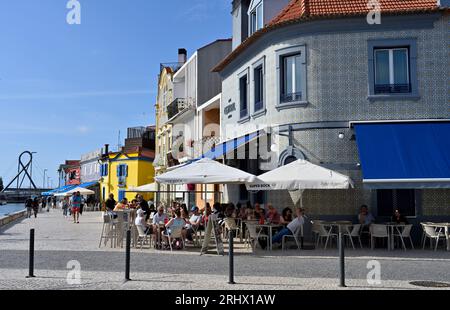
[{"left": 1, "top": 211, "right": 449, "bottom": 290}]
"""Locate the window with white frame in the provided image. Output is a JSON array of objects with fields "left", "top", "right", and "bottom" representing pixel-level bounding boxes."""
[
  {"left": 367, "top": 39, "right": 418, "bottom": 99},
  {"left": 276, "top": 45, "right": 307, "bottom": 109},
  {"left": 374, "top": 47, "right": 410, "bottom": 94},
  {"left": 281, "top": 54, "right": 303, "bottom": 103},
  {"left": 249, "top": 1, "right": 263, "bottom": 35}
]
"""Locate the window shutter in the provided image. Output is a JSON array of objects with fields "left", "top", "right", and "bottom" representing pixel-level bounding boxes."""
[
  {"left": 117, "top": 165, "right": 121, "bottom": 177},
  {"left": 105, "top": 164, "right": 108, "bottom": 176},
  {"left": 125, "top": 165, "right": 128, "bottom": 177}
]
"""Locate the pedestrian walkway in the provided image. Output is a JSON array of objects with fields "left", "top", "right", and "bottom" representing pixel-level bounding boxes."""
[{"left": 1, "top": 211, "right": 449, "bottom": 290}]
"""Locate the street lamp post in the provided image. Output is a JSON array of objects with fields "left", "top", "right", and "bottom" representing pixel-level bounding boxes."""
[{"left": 43, "top": 169, "right": 47, "bottom": 189}]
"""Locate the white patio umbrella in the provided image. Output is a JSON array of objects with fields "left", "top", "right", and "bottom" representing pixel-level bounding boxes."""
[
  {"left": 155, "top": 158, "right": 257, "bottom": 185},
  {"left": 247, "top": 159, "right": 353, "bottom": 191},
  {"left": 55, "top": 187, "right": 95, "bottom": 197},
  {"left": 128, "top": 183, "right": 157, "bottom": 192}
]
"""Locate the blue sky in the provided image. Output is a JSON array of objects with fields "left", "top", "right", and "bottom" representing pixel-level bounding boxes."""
[{"left": 0, "top": 0, "right": 230, "bottom": 188}]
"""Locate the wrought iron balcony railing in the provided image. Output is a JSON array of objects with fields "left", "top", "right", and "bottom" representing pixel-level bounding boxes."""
[
  {"left": 280, "top": 92, "right": 302, "bottom": 104},
  {"left": 374, "top": 83, "right": 411, "bottom": 94},
  {"left": 167, "top": 98, "right": 193, "bottom": 121}
]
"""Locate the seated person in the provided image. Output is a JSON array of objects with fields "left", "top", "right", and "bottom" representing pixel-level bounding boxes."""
[
  {"left": 392, "top": 209, "right": 408, "bottom": 224},
  {"left": 134, "top": 209, "right": 152, "bottom": 235},
  {"left": 358, "top": 205, "right": 375, "bottom": 227},
  {"left": 280, "top": 207, "right": 293, "bottom": 226},
  {"left": 163, "top": 209, "right": 186, "bottom": 249},
  {"left": 113, "top": 198, "right": 129, "bottom": 211},
  {"left": 272, "top": 208, "right": 305, "bottom": 246},
  {"left": 254, "top": 203, "right": 265, "bottom": 220},
  {"left": 266, "top": 203, "right": 281, "bottom": 224},
  {"left": 152, "top": 206, "right": 168, "bottom": 245},
  {"left": 185, "top": 206, "right": 203, "bottom": 242}
]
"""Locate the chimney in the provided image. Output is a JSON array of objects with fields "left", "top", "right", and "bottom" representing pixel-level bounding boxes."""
[
  {"left": 104, "top": 144, "right": 109, "bottom": 155},
  {"left": 178, "top": 48, "right": 187, "bottom": 64}
]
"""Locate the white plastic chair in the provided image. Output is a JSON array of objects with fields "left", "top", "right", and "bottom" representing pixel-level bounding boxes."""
[
  {"left": 370, "top": 224, "right": 389, "bottom": 250},
  {"left": 246, "top": 223, "right": 268, "bottom": 253},
  {"left": 311, "top": 220, "right": 323, "bottom": 245},
  {"left": 98, "top": 214, "right": 117, "bottom": 248},
  {"left": 282, "top": 224, "right": 303, "bottom": 251},
  {"left": 167, "top": 226, "right": 185, "bottom": 252},
  {"left": 344, "top": 224, "right": 363, "bottom": 249},
  {"left": 136, "top": 225, "right": 152, "bottom": 250},
  {"left": 393, "top": 224, "right": 414, "bottom": 250},
  {"left": 423, "top": 225, "right": 446, "bottom": 251},
  {"left": 316, "top": 223, "right": 337, "bottom": 250}
]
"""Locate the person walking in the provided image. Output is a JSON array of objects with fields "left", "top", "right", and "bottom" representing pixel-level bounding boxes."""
[
  {"left": 71, "top": 192, "right": 82, "bottom": 224},
  {"left": 25, "top": 197, "right": 33, "bottom": 219},
  {"left": 32, "top": 197, "right": 39, "bottom": 218},
  {"left": 62, "top": 196, "right": 69, "bottom": 218}
]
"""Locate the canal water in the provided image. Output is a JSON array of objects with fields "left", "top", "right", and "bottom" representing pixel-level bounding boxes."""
[{"left": 0, "top": 203, "right": 25, "bottom": 217}]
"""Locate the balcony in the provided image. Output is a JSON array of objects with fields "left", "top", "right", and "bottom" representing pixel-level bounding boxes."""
[
  {"left": 374, "top": 83, "right": 411, "bottom": 94},
  {"left": 167, "top": 98, "right": 193, "bottom": 122}
]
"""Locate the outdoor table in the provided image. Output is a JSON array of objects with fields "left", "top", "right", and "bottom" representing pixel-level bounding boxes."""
[
  {"left": 154, "top": 223, "right": 166, "bottom": 249},
  {"left": 255, "top": 223, "right": 283, "bottom": 251},
  {"left": 384, "top": 223, "right": 407, "bottom": 251},
  {"left": 433, "top": 223, "right": 450, "bottom": 251},
  {"left": 320, "top": 221, "right": 353, "bottom": 248}
]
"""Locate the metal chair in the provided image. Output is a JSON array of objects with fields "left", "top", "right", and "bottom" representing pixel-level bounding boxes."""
[
  {"left": 166, "top": 226, "right": 185, "bottom": 252},
  {"left": 423, "top": 225, "right": 446, "bottom": 251},
  {"left": 98, "top": 214, "right": 117, "bottom": 248},
  {"left": 344, "top": 224, "right": 363, "bottom": 249},
  {"left": 316, "top": 223, "right": 337, "bottom": 250},
  {"left": 246, "top": 223, "right": 268, "bottom": 253},
  {"left": 393, "top": 224, "right": 414, "bottom": 250},
  {"left": 282, "top": 224, "right": 303, "bottom": 251},
  {"left": 370, "top": 224, "right": 389, "bottom": 250},
  {"left": 135, "top": 225, "right": 152, "bottom": 250},
  {"left": 311, "top": 220, "right": 324, "bottom": 245}
]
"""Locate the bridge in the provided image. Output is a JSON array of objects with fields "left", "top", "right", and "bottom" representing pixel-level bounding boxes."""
[{"left": 1, "top": 151, "right": 53, "bottom": 203}]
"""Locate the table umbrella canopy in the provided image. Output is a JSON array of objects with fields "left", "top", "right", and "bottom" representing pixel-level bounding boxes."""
[
  {"left": 55, "top": 187, "right": 95, "bottom": 197},
  {"left": 247, "top": 160, "right": 353, "bottom": 191},
  {"left": 128, "top": 183, "right": 157, "bottom": 192},
  {"left": 155, "top": 158, "right": 257, "bottom": 185}
]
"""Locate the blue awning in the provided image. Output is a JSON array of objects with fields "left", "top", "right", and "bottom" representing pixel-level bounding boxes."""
[
  {"left": 41, "top": 182, "right": 98, "bottom": 196},
  {"left": 199, "top": 131, "right": 262, "bottom": 160},
  {"left": 354, "top": 122, "right": 450, "bottom": 189}
]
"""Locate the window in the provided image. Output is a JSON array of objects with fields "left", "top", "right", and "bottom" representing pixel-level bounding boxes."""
[
  {"left": 252, "top": 57, "right": 265, "bottom": 116},
  {"left": 116, "top": 164, "right": 128, "bottom": 177},
  {"left": 377, "top": 189, "right": 416, "bottom": 217},
  {"left": 249, "top": 2, "right": 263, "bottom": 35},
  {"left": 239, "top": 74, "right": 249, "bottom": 120},
  {"left": 281, "top": 54, "right": 303, "bottom": 103},
  {"left": 374, "top": 48, "right": 410, "bottom": 94},
  {"left": 368, "top": 39, "right": 419, "bottom": 100},
  {"left": 100, "top": 164, "right": 108, "bottom": 177},
  {"left": 276, "top": 45, "right": 307, "bottom": 109}
]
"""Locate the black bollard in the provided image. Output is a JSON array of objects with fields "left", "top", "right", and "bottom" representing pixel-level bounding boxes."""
[
  {"left": 27, "top": 229, "right": 35, "bottom": 278},
  {"left": 338, "top": 227, "right": 346, "bottom": 287},
  {"left": 125, "top": 229, "right": 131, "bottom": 281},
  {"left": 228, "top": 230, "right": 235, "bottom": 285}
]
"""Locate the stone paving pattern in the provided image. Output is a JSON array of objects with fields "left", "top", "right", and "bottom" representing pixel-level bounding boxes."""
[{"left": 1, "top": 211, "right": 449, "bottom": 290}]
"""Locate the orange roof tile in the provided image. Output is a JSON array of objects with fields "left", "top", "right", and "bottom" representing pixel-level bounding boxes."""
[{"left": 213, "top": 0, "right": 445, "bottom": 72}]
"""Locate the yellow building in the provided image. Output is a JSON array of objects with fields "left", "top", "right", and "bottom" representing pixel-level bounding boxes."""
[{"left": 99, "top": 146, "right": 155, "bottom": 203}]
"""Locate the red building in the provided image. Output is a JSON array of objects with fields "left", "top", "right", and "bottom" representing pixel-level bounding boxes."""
[{"left": 58, "top": 160, "right": 81, "bottom": 187}]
